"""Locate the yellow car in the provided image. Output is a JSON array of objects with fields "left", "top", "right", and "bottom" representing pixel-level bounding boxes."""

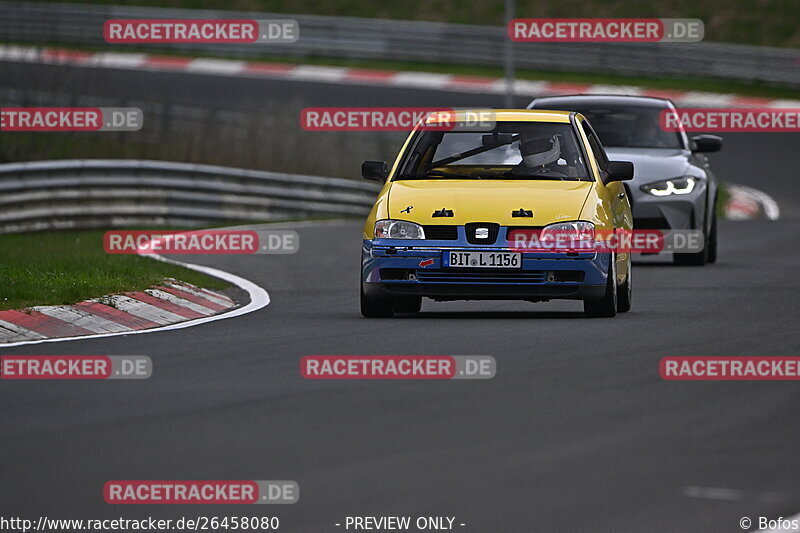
[{"left": 360, "top": 109, "right": 634, "bottom": 318}]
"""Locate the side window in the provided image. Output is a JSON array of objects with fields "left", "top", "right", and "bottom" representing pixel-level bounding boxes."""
[{"left": 581, "top": 122, "right": 608, "bottom": 171}]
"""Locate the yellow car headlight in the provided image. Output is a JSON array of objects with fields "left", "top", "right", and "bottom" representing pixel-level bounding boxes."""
[{"left": 374, "top": 220, "right": 426, "bottom": 239}]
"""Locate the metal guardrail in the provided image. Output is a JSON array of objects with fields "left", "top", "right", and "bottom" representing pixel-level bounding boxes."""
[
  {"left": 0, "top": 159, "right": 380, "bottom": 233},
  {"left": 0, "top": 1, "right": 798, "bottom": 87}
]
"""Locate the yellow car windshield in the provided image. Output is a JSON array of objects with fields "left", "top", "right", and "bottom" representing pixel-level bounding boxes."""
[{"left": 397, "top": 122, "right": 591, "bottom": 181}]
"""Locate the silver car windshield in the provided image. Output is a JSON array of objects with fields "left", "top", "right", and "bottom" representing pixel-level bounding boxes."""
[{"left": 565, "top": 105, "right": 684, "bottom": 149}]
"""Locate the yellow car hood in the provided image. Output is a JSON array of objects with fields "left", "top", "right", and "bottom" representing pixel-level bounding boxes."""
[{"left": 387, "top": 179, "right": 593, "bottom": 225}]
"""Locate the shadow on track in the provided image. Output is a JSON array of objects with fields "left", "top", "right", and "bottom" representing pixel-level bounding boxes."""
[{"left": 393, "top": 311, "right": 589, "bottom": 319}]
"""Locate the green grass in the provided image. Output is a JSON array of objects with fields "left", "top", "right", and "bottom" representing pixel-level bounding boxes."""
[
  {"left": 40, "top": 0, "right": 800, "bottom": 48},
  {"left": 0, "top": 230, "right": 230, "bottom": 311},
  {"left": 717, "top": 183, "right": 731, "bottom": 218}
]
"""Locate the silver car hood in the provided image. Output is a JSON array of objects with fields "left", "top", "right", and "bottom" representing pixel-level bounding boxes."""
[{"left": 604, "top": 147, "right": 693, "bottom": 184}]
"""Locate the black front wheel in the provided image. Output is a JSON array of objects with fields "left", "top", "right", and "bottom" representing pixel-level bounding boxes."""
[
  {"left": 674, "top": 206, "right": 714, "bottom": 266},
  {"left": 360, "top": 283, "right": 395, "bottom": 318},
  {"left": 584, "top": 254, "right": 618, "bottom": 318},
  {"left": 706, "top": 211, "right": 718, "bottom": 264},
  {"left": 617, "top": 258, "right": 632, "bottom": 313},
  {"left": 395, "top": 297, "right": 422, "bottom": 314}
]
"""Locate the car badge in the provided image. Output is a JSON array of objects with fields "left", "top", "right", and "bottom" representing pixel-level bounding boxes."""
[
  {"left": 401, "top": 205, "right": 413, "bottom": 213},
  {"left": 419, "top": 258, "right": 434, "bottom": 267},
  {"left": 475, "top": 227, "right": 489, "bottom": 239}
]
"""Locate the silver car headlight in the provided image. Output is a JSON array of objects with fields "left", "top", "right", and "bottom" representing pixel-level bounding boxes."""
[
  {"left": 374, "top": 219, "right": 425, "bottom": 239},
  {"left": 641, "top": 176, "right": 697, "bottom": 196}
]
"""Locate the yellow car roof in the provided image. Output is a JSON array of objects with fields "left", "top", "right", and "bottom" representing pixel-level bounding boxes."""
[{"left": 425, "top": 109, "right": 574, "bottom": 124}]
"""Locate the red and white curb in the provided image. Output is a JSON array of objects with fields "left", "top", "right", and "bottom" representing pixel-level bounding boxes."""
[
  {"left": 1, "top": 45, "right": 798, "bottom": 108},
  {"left": 0, "top": 253, "right": 270, "bottom": 348},
  {"left": 0, "top": 279, "right": 236, "bottom": 345},
  {"left": 724, "top": 184, "right": 781, "bottom": 221}
]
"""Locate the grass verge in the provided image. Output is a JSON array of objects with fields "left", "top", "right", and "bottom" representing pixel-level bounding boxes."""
[
  {"left": 44, "top": 0, "right": 800, "bottom": 48},
  {"left": 717, "top": 183, "right": 731, "bottom": 218},
  {"left": 0, "top": 230, "right": 230, "bottom": 311}
]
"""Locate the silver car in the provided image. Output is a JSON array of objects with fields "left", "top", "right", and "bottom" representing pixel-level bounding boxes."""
[{"left": 529, "top": 95, "right": 721, "bottom": 265}]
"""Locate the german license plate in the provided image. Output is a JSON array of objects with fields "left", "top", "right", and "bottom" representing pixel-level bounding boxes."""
[{"left": 443, "top": 251, "right": 521, "bottom": 268}]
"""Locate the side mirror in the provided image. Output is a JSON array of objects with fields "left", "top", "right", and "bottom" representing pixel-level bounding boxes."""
[
  {"left": 606, "top": 161, "right": 634, "bottom": 182},
  {"left": 690, "top": 134, "right": 722, "bottom": 153},
  {"left": 362, "top": 160, "right": 389, "bottom": 181},
  {"left": 482, "top": 133, "right": 515, "bottom": 146}
]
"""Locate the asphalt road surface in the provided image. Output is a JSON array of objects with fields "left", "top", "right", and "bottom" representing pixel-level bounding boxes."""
[{"left": 1, "top": 60, "right": 800, "bottom": 532}]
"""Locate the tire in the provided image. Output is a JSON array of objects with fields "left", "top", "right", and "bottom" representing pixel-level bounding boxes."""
[
  {"left": 584, "top": 254, "right": 617, "bottom": 318},
  {"left": 673, "top": 219, "right": 709, "bottom": 266},
  {"left": 706, "top": 210, "right": 718, "bottom": 264},
  {"left": 395, "top": 297, "right": 422, "bottom": 314},
  {"left": 674, "top": 250, "right": 706, "bottom": 265},
  {"left": 674, "top": 201, "right": 714, "bottom": 266},
  {"left": 360, "top": 282, "right": 394, "bottom": 318},
  {"left": 617, "top": 256, "right": 632, "bottom": 313}
]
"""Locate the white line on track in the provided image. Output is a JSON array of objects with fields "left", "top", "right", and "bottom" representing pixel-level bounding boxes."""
[
  {"left": 89, "top": 52, "right": 148, "bottom": 69},
  {"left": 0, "top": 221, "right": 346, "bottom": 347},
  {"left": 289, "top": 65, "right": 349, "bottom": 81},
  {"left": 683, "top": 486, "right": 744, "bottom": 501},
  {"left": 390, "top": 71, "right": 453, "bottom": 88},
  {"left": 0, "top": 221, "right": 348, "bottom": 348},
  {"left": 0, "top": 249, "right": 271, "bottom": 348},
  {"left": 186, "top": 58, "right": 247, "bottom": 75}
]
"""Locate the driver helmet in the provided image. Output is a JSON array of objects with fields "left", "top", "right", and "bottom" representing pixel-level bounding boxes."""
[{"left": 519, "top": 134, "right": 561, "bottom": 167}]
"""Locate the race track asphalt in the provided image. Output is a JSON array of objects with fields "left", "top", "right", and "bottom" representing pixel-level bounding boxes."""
[{"left": 1, "top": 60, "right": 799, "bottom": 532}]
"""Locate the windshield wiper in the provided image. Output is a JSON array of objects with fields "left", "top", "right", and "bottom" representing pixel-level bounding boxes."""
[
  {"left": 501, "top": 170, "right": 591, "bottom": 181},
  {"left": 426, "top": 171, "right": 484, "bottom": 179},
  {"left": 396, "top": 171, "right": 483, "bottom": 180},
  {"left": 502, "top": 171, "right": 566, "bottom": 180}
]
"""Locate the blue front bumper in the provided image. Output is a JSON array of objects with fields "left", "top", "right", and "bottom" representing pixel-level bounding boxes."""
[{"left": 362, "top": 229, "right": 610, "bottom": 302}]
